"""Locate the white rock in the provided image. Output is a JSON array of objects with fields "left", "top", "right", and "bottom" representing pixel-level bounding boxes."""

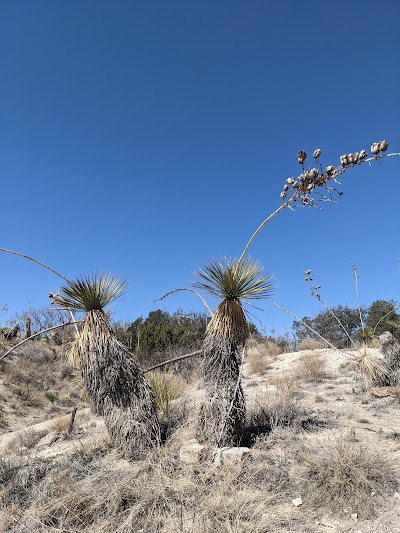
[
  {"left": 394, "top": 492, "right": 400, "bottom": 499},
  {"left": 37, "top": 432, "right": 58, "bottom": 448},
  {"left": 351, "top": 513, "right": 358, "bottom": 521},
  {"left": 179, "top": 439, "right": 206, "bottom": 466},
  {"left": 213, "top": 446, "right": 250, "bottom": 467},
  {"left": 292, "top": 497, "right": 303, "bottom": 507},
  {"left": 320, "top": 515, "right": 336, "bottom": 528},
  {"left": 221, "top": 447, "right": 250, "bottom": 466}
]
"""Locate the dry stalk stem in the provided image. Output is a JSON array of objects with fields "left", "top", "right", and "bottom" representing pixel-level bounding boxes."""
[
  {"left": 304, "top": 272, "right": 357, "bottom": 350},
  {"left": 237, "top": 150, "right": 400, "bottom": 266},
  {"left": 155, "top": 287, "right": 213, "bottom": 317},
  {"left": 66, "top": 407, "right": 78, "bottom": 436},
  {"left": 373, "top": 304, "right": 400, "bottom": 336},
  {"left": 352, "top": 264, "right": 365, "bottom": 331},
  {"left": 0, "top": 248, "right": 78, "bottom": 333},
  {"left": 273, "top": 302, "right": 357, "bottom": 360},
  {"left": 0, "top": 247, "right": 68, "bottom": 281},
  {"left": 144, "top": 349, "right": 201, "bottom": 373}
]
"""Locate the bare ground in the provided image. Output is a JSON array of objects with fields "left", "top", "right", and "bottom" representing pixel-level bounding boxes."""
[{"left": 1, "top": 341, "right": 400, "bottom": 532}]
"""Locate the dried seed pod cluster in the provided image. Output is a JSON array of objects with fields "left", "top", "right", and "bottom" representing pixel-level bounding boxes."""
[
  {"left": 303, "top": 269, "right": 322, "bottom": 298},
  {"left": 340, "top": 149, "right": 368, "bottom": 167},
  {"left": 371, "top": 140, "right": 389, "bottom": 155},
  {"left": 297, "top": 150, "right": 307, "bottom": 165},
  {"left": 279, "top": 140, "right": 393, "bottom": 208},
  {"left": 280, "top": 147, "right": 339, "bottom": 204}
]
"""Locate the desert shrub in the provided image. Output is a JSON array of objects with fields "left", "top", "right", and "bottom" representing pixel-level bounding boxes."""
[
  {"left": 5, "top": 429, "right": 45, "bottom": 454},
  {"left": 246, "top": 376, "right": 304, "bottom": 441},
  {"left": 366, "top": 300, "right": 400, "bottom": 341},
  {"left": 7, "top": 305, "right": 71, "bottom": 340},
  {"left": 293, "top": 305, "right": 364, "bottom": 349},
  {"left": 44, "top": 390, "right": 58, "bottom": 404},
  {"left": 246, "top": 337, "right": 282, "bottom": 358},
  {"left": 298, "top": 339, "right": 324, "bottom": 351},
  {"left": 126, "top": 309, "right": 207, "bottom": 359},
  {"left": 296, "top": 352, "right": 330, "bottom": 382},
  {"left": 301, "top": 433, "right": 398, "bottom": 515},
  {"left": 246, "top": 353, "right": 271, "bottom": 375}
]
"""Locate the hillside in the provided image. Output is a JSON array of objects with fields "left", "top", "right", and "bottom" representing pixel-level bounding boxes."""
[{"left": 1, "top": 339, "right": 400, "bottom": 532}]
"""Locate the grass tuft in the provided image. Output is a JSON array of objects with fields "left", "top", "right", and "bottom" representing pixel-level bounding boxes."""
[
  {"left": 147, "top": 370, "right": 185, "bottom": 417},
  {"left": 302, "top": 433, "right": 398, "bottom": 515},
  {"left": 296, "top": 351, "right": 330, "bottom": 382},
  {"left": 358, "top": 349, "right": 390, "bottom": 386}
]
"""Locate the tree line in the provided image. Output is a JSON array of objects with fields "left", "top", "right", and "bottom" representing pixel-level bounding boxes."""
[{"left": 292, "top": 299, "right": 400, "bottom": 348}]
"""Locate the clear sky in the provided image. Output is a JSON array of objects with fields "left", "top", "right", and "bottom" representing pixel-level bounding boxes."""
[{"left": 1, "top": 0, "right": 399, "bottom": 335}]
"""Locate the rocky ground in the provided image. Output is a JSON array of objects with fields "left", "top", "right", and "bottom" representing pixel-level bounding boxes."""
[{"left": 1, "top": 339, "right": 400, "bottom": 532}]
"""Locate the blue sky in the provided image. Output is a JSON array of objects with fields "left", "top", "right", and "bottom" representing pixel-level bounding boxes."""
[{"left": 1, "top": 0, "right": 399, "bottom": 335}]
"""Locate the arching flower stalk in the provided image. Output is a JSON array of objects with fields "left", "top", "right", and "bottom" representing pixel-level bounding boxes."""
[
  {"left": 238, "top": 141, "right": 399, "bottom": 265},
  {"left": 51, "top": 273, "right": 160, "bottom": 459},
  {"left": 193, "top": 258, "right": 274, "bottom": 446}
]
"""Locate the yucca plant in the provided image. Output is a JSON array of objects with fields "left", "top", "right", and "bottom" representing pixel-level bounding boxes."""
[
  {"left": 193, "top": 257, "right": 274, "bottom": 446},
  {"left": 51, "top": 273, "right": 160, "bottom": 458}
]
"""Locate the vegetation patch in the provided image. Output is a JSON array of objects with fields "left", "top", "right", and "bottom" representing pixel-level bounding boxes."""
[{"left": 301, "top": 433, "right": 398, "bottom": 516}]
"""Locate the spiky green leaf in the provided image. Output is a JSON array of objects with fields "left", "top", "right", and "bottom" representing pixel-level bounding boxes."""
[
  {"left": 193, "top": 258, "right": 274, "bottom": 301},
  {"left": 51, "top": 273, "right": 127, "bottom": 312}
]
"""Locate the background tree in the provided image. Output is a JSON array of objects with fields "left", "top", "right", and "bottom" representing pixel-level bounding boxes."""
[
  {"left": 292, "top": 301, "right": 400, "bottom": 348},
  {"left": 366, "top": 300, "right": 400, "bottom": 341},
  {"left": 292, "top": 305, "right": 366, "bottom": 349}
]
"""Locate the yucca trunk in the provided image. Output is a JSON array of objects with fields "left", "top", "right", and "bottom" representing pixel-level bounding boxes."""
[
  {"left": 75, "top": 310, "right": 160, "bottom": 458},
  {"left": 380, "top": 331, "right": 400, "bottom": 385},
  {"left": 197, "top": 299, "right": 247, "bottom": 447}
]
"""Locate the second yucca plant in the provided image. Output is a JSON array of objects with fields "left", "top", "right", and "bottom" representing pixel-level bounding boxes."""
[{"left": 193, "top": 258, "right": 274, "bottom": 446}]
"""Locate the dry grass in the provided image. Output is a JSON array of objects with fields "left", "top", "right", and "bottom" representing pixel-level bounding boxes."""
[
  {"left": 246, "top": 374, "right": 304, "bottom": 440},
  {"left": 269, "top": 372, "right": 301, "bottom": 395},
  {"left": 4, "top": 428, "right": 45, "bottom": 454},
  {"left": 245, "top": 338, "right": 283, "bottom": 376},
  {"left": 0, "top": 407, "right": 6, "bottom": 429},
  {"left": 147, "top": 370, "right": 185, "bottom": 417},
  {"left": 49, "top": 416, "right": 71, "bottom": 433},
  {"left": 4, "top": 338, "right": 400, "bottom": 531},
  {"left": 0, "top": 427, "right": 298, "bottom": 533},
  {"left": 301, "top": 433, "right": 398, "bottom": 516},
  {"left": 246, "top": 354, "right": 272, "bottom": 376},
  {"left": 296, "top": 351, "right": 330, "bottom": 382},
  {"left": 298, "top": 339, "right": 324, "bottom": 351},
  {"left": 246, "top": 337, "right": 282, "bottom": 359},
  {"left": 1, "top": 343, "right": 84, "bottom": 417}
]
